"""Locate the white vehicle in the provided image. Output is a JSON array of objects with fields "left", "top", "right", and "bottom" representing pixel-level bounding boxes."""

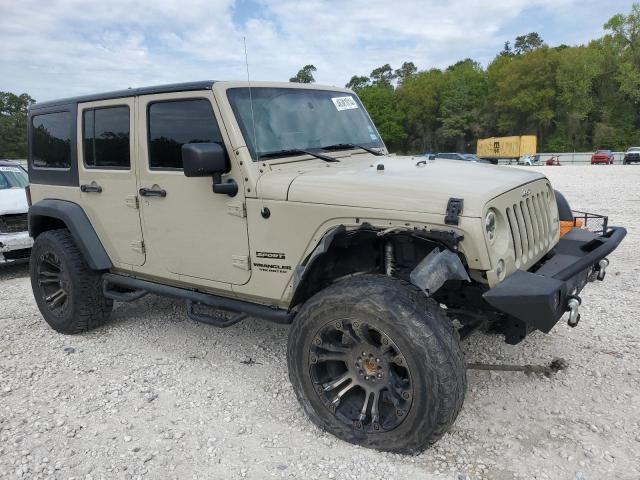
[
  {"left": 518, "top": 155, "right": 540, "bottom": 166},
  {"left": 0, "top": 161, "right": 33, "bottom": 263}
]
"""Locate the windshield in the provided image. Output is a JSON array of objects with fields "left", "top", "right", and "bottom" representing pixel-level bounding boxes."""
[
  {"left": 629, "top": 147, "right": 640, "bottom": 152},
  {"left": 227, "top": 88, "right": 383, "bottom": 160},
  {"left": 595, "top": 150, "right": 609, "bottom": 154},
  {"left": 0, "top": 165, "right": 28, "bottom": 190}
]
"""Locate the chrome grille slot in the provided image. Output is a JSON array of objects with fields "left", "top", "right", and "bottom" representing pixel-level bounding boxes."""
[
  {"left": 506, "top": 207, "right": 522, "bottom": 267},
  {"left": 514, "top": 202, "right": 529, "bottom": 262}
]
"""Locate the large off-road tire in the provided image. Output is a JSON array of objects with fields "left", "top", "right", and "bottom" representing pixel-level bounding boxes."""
[
  {"left": 287, "top": 274, "right": 466, "bottom": 454},
  {"left": 30, "top": 229, "right": 113, "bottom": 334}
]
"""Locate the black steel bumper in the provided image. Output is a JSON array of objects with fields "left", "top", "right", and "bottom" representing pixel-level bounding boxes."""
[{"left": 483, "top": 226, "right": 627, "bottom": 334}]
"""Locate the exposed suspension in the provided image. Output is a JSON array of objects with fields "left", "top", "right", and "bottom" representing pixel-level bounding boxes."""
[{"left": 384, "top": 241, "right": 395, "bottom": 276}]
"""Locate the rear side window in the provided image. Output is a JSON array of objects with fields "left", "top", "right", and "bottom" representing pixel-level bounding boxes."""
[
  {"left": 32, "top": 111, "right": 72, "bottom": 169},
  {"left": 148, "top": 99, "right": 222, "bottom": 169},
  {"left": 83, "top": 106, "right": 130, "bottom": 169}
]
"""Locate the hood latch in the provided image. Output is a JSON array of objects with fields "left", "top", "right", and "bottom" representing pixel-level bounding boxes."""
[{"left": 445, "top": 198, "right": 464, "bottom": 225}]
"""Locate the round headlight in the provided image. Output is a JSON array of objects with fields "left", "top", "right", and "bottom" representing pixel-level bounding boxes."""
[{"left": 485, "top": 210, "right": 497, "bottom": 242}]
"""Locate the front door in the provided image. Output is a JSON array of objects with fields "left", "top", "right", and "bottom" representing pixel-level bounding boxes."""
[
  {"left": 136, "top": 91, "right": 251, "bottom": 285},
  {"left": 78, "top": 99, "right": 145, "bottom": 267}
]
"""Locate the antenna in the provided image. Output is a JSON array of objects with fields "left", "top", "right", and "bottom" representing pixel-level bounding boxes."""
[{"left": 243, "top": 37, "right": 259, "bottom": 161}]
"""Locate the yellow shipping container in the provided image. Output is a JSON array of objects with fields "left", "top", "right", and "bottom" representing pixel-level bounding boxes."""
[{"left": 476, "top": 135, "right": 537, "bottom": 159}]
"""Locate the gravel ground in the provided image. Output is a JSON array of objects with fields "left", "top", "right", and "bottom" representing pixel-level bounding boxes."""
[{"left": 1, "top": 165, "right": 639, "bottom": 480}]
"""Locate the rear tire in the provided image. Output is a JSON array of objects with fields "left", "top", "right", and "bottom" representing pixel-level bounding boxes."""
[
  {"left": 287, "top": 274, "right": 465, "bottom": 454},
  {"left": 30, "top": 229, "right": 113, "bottom": 334}
]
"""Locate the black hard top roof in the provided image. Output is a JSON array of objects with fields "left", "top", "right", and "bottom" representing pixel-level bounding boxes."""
[{"left": 30, "top": 80, "right": 216, "bottom": 110}]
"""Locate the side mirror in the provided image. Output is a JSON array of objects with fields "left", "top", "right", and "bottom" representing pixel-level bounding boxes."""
[
  {"left": 181, "top": 143, "right": 237, "bottom": 196},
  {"left": 182, "top": 143, "right": 228, "bottom": 177}
]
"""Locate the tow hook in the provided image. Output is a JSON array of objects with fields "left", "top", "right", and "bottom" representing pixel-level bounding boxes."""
[
  {"left": 567, "top": 295, "right": 581, "bottom": 328},
  {"left": 596, "top": 258, "right": 609, "bottom": 281}
]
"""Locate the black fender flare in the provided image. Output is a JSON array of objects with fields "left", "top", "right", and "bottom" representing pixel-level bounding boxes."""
[
  {"left": 29, "top": 199, "right": 112, "bottom": 270},
  {"left": 554, "top": 190, "right": 573, "bottom": 222}
]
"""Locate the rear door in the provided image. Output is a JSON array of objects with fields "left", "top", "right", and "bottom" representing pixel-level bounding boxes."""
[{"left": 77, "top": 98, "right": 145, "bottom": 267}]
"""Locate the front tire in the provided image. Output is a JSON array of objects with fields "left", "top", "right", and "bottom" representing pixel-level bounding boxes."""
[
  {"left": 30, "top": 229, "right": 113, "bottom": 334},
  {"left": 287, "top": 274, "right": 466, "bottom": 454}
]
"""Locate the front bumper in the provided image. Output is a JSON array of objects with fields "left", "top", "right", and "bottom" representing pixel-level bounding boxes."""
[
  {"left": 483, "top": 226, "right": 627, "bottom": 334},
  {"left": 0, "top": 231, "right": 33, "bottom": 263}
]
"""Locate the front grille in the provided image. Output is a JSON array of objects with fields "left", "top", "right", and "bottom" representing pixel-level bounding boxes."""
[
  {"left": 3, "top": 248, "right": 31, "bottom": 261},
  {"left": 504, "top": 191, "right": 554, "bottom": 268},
  {"left": 0, "top": 214, "right": 28, "bottom": 234}
]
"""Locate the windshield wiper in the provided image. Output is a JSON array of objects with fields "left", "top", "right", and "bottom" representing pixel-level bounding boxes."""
[
  {"left": 258, "top": 149, "right": 339, "bottom": 162},
  {"left": 320, "top": 143, "right": 385, "bottom": 156}
]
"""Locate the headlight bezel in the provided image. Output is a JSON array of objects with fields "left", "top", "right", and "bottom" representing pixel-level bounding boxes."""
[{"left": 484, "top": 209, "right": 498, "bottom": 243}]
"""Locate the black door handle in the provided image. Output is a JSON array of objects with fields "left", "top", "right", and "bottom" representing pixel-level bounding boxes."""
[
  {"left": 80, "top": 184, "right": 102, "bottom": 193},
  {"left": 139, "top": 187, "right": 167, "bottom": 197}
]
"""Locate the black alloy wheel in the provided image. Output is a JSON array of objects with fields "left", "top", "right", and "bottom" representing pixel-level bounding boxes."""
[{"left": 308, "top": 319, "right": 413, "bottom": 433}]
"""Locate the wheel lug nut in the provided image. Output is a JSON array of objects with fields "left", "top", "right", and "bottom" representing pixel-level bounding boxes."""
[
  {"left": 377, "top": 373, "right": 382, "bottom": 378},
  {"left": 314, "top": 338, "right": 322, "bottom": 345},
  {"left": 364, "top": 376, "right": 369, "bottom": 380},
  {"left": 335, "top": 321, "right": 342, "bottom": 328},
  {"left": 402, "top": 392, "right": 410, "bottom": 399},
  {"left": 310, "top": 356, "right": 317, "bottom": 363},
  {"left": 353, "top": 321, "right": 359, "bottom": 327},
  {"left": 375, "top": 358, "right": 380, "bottom": 363}
]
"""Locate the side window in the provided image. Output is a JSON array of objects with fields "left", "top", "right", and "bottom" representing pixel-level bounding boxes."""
[
  {"left": 148, "top": 99, "right": 222, "bottom": 169},
  {"left": 83, "top": 106, "right": 130, "bottom": 169},
  {"left": 32, "top": 111, "right": 72, "bottom": 169}
]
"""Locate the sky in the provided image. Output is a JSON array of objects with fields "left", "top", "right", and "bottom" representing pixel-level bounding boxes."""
[{"left": 0, "top": 0, "right": 632, "bottom": 102}]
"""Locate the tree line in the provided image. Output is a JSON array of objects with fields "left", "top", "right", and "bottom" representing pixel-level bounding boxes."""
[
  {"left": 2, "top": 4, "right": 639, "bottom": 159},
  {"left": 289, "top": 4, "right": 640, "bottom": 154}
]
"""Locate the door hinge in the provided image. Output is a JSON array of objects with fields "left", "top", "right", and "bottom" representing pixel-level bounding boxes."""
[
  {"left": 232, "top": 255, "right": 251, "bottom": 270},
  {"left": 445, "top": 198, "right": 464, "bottom": 225},
  {"left": 131, "top": 240, "right": 145, "bottom": 254},
  {"left": 125, "top": 195, "right": 139, "bottom": 209},
  {"left": 228, "top": 201, "right": 246, "bottom": 218}
]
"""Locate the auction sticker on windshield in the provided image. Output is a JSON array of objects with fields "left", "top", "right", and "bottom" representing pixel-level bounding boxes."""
[
  {"left": 0, "top": 167, "right": 22, "bottom": 172},
  {"left": 331, "top": 96, "right": 358, "bottom": 111}
]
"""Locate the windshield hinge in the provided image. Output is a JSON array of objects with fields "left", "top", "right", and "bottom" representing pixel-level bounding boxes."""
[{"left": 445, "top": 198, "right": 464, "bottom": 225}]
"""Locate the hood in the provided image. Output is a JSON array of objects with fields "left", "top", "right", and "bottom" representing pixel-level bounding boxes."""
[
  {"left": 0, "top": 188, "right": 29, "bottom": 215},
  {"left": 259, "top": 155, "right": 545, "bottom": 218}
]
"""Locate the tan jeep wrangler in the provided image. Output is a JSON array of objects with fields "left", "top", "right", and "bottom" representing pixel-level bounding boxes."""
[{"left": 26, "top": 81, "right": 626, "bottom": 453}]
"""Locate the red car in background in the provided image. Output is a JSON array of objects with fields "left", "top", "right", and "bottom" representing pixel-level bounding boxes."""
[{"left": 591, "top": 149, "right": 614, "bottom": 165}]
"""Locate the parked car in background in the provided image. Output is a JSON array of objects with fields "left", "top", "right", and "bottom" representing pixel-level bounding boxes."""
[
  {"left": 435, "top": 153, "right": 491, "bottom": 163},
  {"left": 518, "top": 154, "right": 541, "bottom": 166},
  {"left": 422, "top": 153, "right": 436, "bottom": 160},
  {"left": 0, "top": 160, "right": 33, "bottom": 263},
  {"left": 546, "top": 156, "right": 561, "bottom": 166},
  {"left": 623, "top": 147, "right": 640, "bottom": 164},
  {"left": 591, "top": 149, "right": 614, "bottom": 165}
]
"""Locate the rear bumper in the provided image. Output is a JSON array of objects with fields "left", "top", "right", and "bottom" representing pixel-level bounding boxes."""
[
  {"left": 0, "top": 231, "right": 33, "bottom": 263},
  {"left": 483, "top": 226, "right": 626, "bottom": 333}
]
